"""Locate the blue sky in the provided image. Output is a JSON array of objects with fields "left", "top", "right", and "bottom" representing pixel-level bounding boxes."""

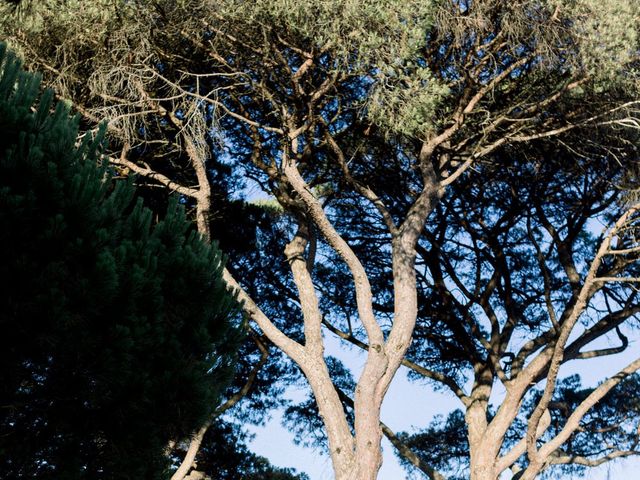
[{"left": 247, "top": 329, "right": 639, "bottom": 479}]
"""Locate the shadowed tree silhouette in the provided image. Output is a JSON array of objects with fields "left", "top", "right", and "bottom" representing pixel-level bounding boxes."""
[{"left": 0, "top": 44, "right": 241, "bottom": 480}]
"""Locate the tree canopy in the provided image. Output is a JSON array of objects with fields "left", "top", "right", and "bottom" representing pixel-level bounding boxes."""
[{"left": 2, "top": 1, "right": 640, "bottom": 480}]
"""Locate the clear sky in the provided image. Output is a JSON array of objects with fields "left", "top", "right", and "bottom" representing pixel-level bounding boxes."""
[{"left": 247, "top": 329, "right": 639, "bottom": 479}]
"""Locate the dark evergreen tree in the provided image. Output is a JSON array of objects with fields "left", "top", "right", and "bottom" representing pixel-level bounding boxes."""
[
  {"left": 0, "top": 44, "right": 241, "bottom": 480},
  {"left": 3, "top": 2, "right": 640, "bottom": 479}
]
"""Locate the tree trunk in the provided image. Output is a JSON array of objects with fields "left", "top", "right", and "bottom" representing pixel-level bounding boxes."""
[
  {"left": 467, "top": 375, "right": 499, "bottom": 480},
  {"left": 352, "top": 390, "right": 385, "bottom": 479}
]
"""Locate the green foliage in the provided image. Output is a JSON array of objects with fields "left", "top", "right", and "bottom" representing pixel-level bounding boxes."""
[
  {"left": 217, "top": 0, "right": 437, "bottom": 65},
  {"left": 0, "top": 0, "right": 122, "bottom": 32},
  {"left": 3, "top": 0, "right": 638, "bottom": 138},
  {"left": 0, "top": 43, "right": 241, "bottom": 479},
  {"left": 214, "top": 0, "right": 446, "bottom": 137},
  {"left": 368, "top": 65, "right": 451, "bottom": 138},
  {"left": 213, "top": 0, "right": 640, "bottom": 137},
  {"left": 551, "top": 0, "right": 640, "bottom": 78}
]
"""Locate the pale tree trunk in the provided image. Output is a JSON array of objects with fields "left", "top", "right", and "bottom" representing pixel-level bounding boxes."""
[
  {"left": 465, "top": 367, "right": 495, "bottom": 480},
  {"left": 351, "top": 382, "right": 385, "bottom": 479},
  {"left": 283, "top": 221, "right": 358, "bottom": 476},
  {"left": 169, "top": 135, "right": 214, "bottom": 480}
]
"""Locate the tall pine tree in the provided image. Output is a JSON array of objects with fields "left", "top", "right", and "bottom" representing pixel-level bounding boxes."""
[{"left": 0, "top": 43, "right": 241, "bottom": 480}]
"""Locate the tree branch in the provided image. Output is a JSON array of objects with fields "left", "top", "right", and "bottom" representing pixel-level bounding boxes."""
[{"left": 322, "top": 319, "right": 469, "bottom": 404}]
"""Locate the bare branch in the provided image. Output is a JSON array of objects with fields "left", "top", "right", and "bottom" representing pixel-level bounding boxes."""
[
  {"left": 285, "top": 222, "right": 324, "bottom": 356},
  {"left": 281, "top": 144, "right": 383, "bottom": 347},
  {"left": 106, "top": 150, "right": 199, "bottom": 199},
  {"left": 222, "top": 268, "right": 306, "bottom": 363},
  {"left": 525, "top": 206, "right": 639, "bottom": 464},
  {"left": 519, "top": 356, "right": 640, "bottom": 480},
  {"left": 549, "top": 449, "right": 640, "bottom": 467},
  {"left": 322, "top": 319, "right": 469, "bottom": 404},
  {"left": 381, "top": 423, "right": 447, "bottom": 480}
]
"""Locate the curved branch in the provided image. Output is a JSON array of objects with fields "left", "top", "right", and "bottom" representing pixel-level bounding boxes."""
[
  {"left": 569, "top": 327, "right": 629, "bottom": 360},
  {"left": 107, "top": 152, "right": 200, "bottom": 199},
  {"left": 170, "top": 331, "right": 269, "bottom": 480},
  {"left": 223, "top": 268, "right": 306, "bottom": 363},
  {"left": 281, "top": 148, "right": 383, "bottom": 346},
  {"left": 322, "top": 319, "right": 469, "bottom": 405},
  {"left": 564, "top": 307, "right": 640, "bottom": 361},
  {"left": 525, "top": 205, "right": 640, "bottom": 464}
]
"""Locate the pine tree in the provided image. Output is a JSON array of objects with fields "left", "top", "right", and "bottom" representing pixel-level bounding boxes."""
[{"left": 0, "top": 43, "right": 241, "bottom": 480}]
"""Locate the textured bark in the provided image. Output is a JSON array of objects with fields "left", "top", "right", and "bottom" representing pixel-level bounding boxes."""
[
  {"left": 285, "top": 223, "right": 356, "bottom": 475},
  {"left": 98, "top": 102, "right": 640, "bottom": 480},
  {"left": 467, "top": 368, "right": 497, "bottom": 480}
]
